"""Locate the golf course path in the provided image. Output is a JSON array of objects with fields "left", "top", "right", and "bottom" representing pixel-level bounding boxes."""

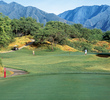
[
  {"left": 18, "top": 39, "right": 35, "bottom": 50},
  {"left": 0, "top": 68, "right": 28, "bottom": 78},
  {"left": 0, "top": 39, "right": 35, "bottom": 54},
  {"left": 6, "top": 68, "right": 28, "bottom": 77}
]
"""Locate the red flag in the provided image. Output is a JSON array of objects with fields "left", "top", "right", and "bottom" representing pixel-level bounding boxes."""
[{"left": 4, "top": 68, "right": 6, "bottom": 78}]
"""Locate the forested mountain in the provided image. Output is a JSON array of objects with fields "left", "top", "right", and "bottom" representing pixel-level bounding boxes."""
[
  {"left": 1, "top": 1, "right": 110, "bottom": 31},
  {"left": 58, "top": 5, "right": 110, "bottom": 31},
  {"left": 0, "top": 1, "right": 73, "bottom": 25}
]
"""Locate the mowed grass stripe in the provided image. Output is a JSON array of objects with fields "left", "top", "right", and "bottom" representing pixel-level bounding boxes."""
[{"left": 0, "top": 49, "right": 110, "bottom": 74}]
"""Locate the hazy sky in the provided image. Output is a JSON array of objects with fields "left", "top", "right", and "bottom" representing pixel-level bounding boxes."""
[{"left": 3, "top": 0, "right": 110, "bottom": 14}]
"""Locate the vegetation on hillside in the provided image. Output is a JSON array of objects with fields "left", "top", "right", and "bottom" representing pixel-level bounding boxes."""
[
  {"left": 0, "top": 13, "right": 110, "bottom": 53},
  {"left": 0, "top": 58, "right": 3, "bottom": 75},
  {"left": 0, "top": 13, "right": 14, "bottom": 48}
]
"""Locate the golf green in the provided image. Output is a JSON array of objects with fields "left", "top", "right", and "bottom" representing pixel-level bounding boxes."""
[{"left": 0, "top": 74, "right": 110, "bottom": 100}]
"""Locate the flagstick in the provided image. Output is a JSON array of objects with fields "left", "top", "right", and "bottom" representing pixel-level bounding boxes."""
[{"left": 4, "top": 67, "right": 6, "bottom": 78}]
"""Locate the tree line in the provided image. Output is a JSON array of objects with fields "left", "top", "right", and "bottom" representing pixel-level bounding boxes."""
[{"left": 0, "top": 13, "right": 110, "bottom": 49}]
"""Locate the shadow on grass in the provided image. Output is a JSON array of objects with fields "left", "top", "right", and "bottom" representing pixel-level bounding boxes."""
[{"left": 96, "top": 53, "right": 110, "bottom": 58}]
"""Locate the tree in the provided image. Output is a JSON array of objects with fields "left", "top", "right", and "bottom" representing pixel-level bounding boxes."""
[
  {"left": 11, "top": 17, "right": 42, "bottom": 36},
  {"left": 103, "top": 31, "right": 110, "bottom": 40},
  {"left": 45, "top": 21, "right": 69, "bottom": 50},
  {"left": 69, "top": 25, "right": 81, "bottom": 38},
  {"left": 80, "top": 28, "right": 91, "bottom": 40},
  {"left": 0, "top": 13, "right": 13, "bottom": 47},
  {"left": 34, "top": 21, "right": 70, "bottom": 50},
  {"left": 73, "top": 24, "right": 83, "bottom": 30},
  {"left": 34, "top": 29, "right": 48, "bottom": 44},
  {"left": 11, "top": 19, "right": 20, "bottom": 36},
  {"left": 90, "top": 29, "right": 103, "bottom": 41}
]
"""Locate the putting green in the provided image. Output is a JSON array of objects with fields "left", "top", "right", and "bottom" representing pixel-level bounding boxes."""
[{"left": 0, "top": 73, "right": 110, "bottom": 100}]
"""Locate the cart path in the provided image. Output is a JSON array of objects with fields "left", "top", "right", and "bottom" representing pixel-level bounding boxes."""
[
  {"left": 0, "top": 68, "right": 28, "bottom": 78},
  {"left": 0, "top": 39, "right": 35, "bottom": 54},
  {"left": 18, "top": 39, "right": 35, "bottom": 50},
  {"left": 6, "top": 68, "right": 28, "bottom": 77}
]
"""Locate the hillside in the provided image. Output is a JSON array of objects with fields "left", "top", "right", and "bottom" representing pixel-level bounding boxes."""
[
  {"left": 0, "top": 1, "right": 73, "bottom": 25},
  {"left": 2, "top": 36, "right": 110, "bottom": 53},
  {"left": 58, "top": 5, "right": 110, "bottom": 31}
]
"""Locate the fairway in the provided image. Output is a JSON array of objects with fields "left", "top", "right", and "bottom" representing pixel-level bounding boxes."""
[{"left": 0, "top": 49, "right": 110, "bottom": 100}]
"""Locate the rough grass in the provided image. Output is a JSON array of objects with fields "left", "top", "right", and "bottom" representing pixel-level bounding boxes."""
[
  {"left": 56, "top": 44, "right": 78, "bottom": 52},
  {"left": 0, "top": 67, "right": 3, "bottom": 77},
  {"left": 0, "top": 36, "right": 31, "bottom": 53},
  {"left": 9, "top": 36, "right": 31, "bottom": 48}
]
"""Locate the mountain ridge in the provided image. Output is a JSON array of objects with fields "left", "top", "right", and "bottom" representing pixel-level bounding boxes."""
[
  {"left": 1, "top": 1, "right": 110, "bottom": 31},
  {"left": 0, "top": 1, "right": 73, "bottom": 25},
  {"left": 58, "top": 5, "right": 110, "bottom": 31}
]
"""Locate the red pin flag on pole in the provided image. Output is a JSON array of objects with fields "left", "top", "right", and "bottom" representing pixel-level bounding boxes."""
[{"left": 4, "top": 67, "right": 6, "bottom": 78}]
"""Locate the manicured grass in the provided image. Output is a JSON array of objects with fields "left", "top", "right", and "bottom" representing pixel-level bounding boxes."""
[
  {"left": 0, "top": 49, "right": 110, "bottom": 100},
  {"left": 1, "top": 49, "right": 110, "bottom": 74},
  {"left": 1, "top": 74, "right": 110, "bottom": 100}
]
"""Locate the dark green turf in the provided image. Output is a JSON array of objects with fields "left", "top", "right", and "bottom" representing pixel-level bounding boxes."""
[{"left": 0, "top": 74, "right": 110, "bottom": 100}]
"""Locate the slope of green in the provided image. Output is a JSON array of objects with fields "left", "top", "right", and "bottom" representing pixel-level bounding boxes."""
[{"left": 1, "top": 49, "right": 110, "bottom": 74}]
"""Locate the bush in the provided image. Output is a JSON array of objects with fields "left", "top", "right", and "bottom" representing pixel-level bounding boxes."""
[
  {"left": 66, "top": 40, "right": 74, "bottom": 47},
  {"left": 46, "top": 45, "right": 60, "bottom": 51},
  {"left": 89, "top": 40, "right": 99, "bottom": 44},
  {"left": 102, "top": 44, "right": 109, "bottom": 48},
  {"left": 68, "top": 41, "right": 93, "bottom": 52},
  {"left": 59, "top": 39, "right": 67, "bottom": 45},
  {"left": 94, "top": 46, "right": 109, "bottom": 53}
]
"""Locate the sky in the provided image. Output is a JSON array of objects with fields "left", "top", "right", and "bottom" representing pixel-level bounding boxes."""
[{"left": 2, "top": 0, "right": 110, "bottom": 15}]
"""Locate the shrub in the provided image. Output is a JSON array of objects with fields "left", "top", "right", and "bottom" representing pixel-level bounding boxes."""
[
  {"left": 66, "top": 40, "right": 74, "bottom": 47},
  {"left": 94, "top": 46, "right": 109, "bottom": 53},
  {"left": 89, "top": 40, "right": 99, "bottom": 44},
  {"left": 102, "top": 44, "right": 109, "bottom": 48},
  {"left": 67, "top": 41, "right": 93, "bottom": 52},
  {"left": 46, "top": 45, "right": 60, "bottom": 51}
]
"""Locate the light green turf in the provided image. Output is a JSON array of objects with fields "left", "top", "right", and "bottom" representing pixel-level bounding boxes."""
[
  {"left": 1, "top": 49, "right": 110, "bottom": 74},
  {"left": 0, "top": 49, "right": 110, "bottom": 100}
]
